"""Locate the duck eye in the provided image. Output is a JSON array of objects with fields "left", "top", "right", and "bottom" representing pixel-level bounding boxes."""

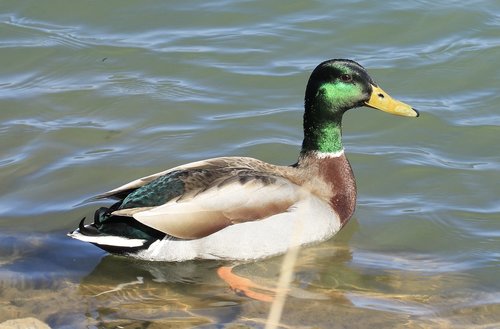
[{"left": 340, "top": 74, "right": 352, "bottom": 82}]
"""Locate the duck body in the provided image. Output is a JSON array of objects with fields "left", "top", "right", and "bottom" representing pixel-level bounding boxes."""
[
  {"left": 71, "top": 151, "right": 355, "bottom": 261},
  {"left": 68, "top": 59, "right": 418, "bottom": 261}
]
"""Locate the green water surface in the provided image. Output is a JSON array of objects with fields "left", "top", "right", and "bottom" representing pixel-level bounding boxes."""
[{"left": 0, "top": 1, "right": 499, "bottom": 328}]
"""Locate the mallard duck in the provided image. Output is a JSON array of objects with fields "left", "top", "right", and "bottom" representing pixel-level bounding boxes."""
[{"left": 69, "top": 59, "right": 418, "bottom": 263}]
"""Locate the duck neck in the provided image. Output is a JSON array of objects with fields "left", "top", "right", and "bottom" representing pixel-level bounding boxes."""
[
  {"left": 301, "top": 112, "right": 344, "bottom": 155},
  {"left": 299, "top": 106, "right": 356, "bottom": 226}
]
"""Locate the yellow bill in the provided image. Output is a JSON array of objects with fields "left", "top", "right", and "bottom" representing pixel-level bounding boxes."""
[{"left": 365, "top": 84, "right": 419, "bottom": 117}]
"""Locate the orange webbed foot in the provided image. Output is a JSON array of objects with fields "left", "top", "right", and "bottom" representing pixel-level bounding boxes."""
[{"left": 217, "top": 266, "right": 276, "bottom": 302}]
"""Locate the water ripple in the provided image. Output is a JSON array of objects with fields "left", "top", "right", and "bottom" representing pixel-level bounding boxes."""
[{"left": 0, "top": 1, "right": 499, "bottom": 327}]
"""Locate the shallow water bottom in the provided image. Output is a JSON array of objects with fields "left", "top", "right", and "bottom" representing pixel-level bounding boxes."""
[
  {"left": 2, "top": 275, "right": 500, "bottom": 328},
  {"left": 1, "top": 232, "right": 499, "bottom": 329}
]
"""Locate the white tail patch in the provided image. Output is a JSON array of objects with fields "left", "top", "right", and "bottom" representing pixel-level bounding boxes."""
[{"left": 68, "top": 230, "right": 146, "bottom": 248}]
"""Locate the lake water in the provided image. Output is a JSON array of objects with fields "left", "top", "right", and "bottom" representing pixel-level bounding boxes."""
[{"left": 1, "top": 1, "right": 499, "bottom": 328}]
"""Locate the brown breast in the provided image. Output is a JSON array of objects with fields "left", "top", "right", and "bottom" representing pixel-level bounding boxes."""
[{"left": 318, "top": 153, "right": 357, "bottom": 226}]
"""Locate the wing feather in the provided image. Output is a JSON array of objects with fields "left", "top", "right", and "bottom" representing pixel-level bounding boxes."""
[
  {"left": 95, "top": 157, "right": 268, "bottom": 200},
  {"left": 128, "top": 174, "right": 305, "bottom": 239}
]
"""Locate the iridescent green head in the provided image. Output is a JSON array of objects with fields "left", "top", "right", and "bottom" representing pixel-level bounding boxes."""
[{"left": 301, "top": 59, "right": 418, "bottom": 154}]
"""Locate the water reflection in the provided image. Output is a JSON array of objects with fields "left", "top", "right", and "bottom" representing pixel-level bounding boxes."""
[
  {"left": 74, "top": 221, "right": 358, "bottom": 327},
  {"left": 79, "top": 257, "right": 241, "bottom": 327},
  {"left": 1, "top": 217, "right": 499, "bottom": 328}
]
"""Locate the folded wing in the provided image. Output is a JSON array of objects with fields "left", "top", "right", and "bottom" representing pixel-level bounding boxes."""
[{"left": 100, "top": 158, "right": 304, "bottom": 239}]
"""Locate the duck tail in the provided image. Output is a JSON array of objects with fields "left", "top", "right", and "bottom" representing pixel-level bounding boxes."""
[{"left": 67, "top": 212, "right": 152, "bottom": 255}]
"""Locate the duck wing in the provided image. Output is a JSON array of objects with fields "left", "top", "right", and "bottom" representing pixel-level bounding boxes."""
[
  {"left": 96, "top": 158, "right": 304, "bottom": 239},
  {"left": 94, "top": 157, "right": 273, "bottom": 200}
]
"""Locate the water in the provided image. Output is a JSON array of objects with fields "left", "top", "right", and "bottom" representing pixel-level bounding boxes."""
[{"left": 1, "top": 0, "right": 499, "bottom": 327}]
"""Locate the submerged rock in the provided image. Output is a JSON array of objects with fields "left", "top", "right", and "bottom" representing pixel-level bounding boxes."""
[{"left": 0, "top": 317, "right": 51, "bottom": 329}]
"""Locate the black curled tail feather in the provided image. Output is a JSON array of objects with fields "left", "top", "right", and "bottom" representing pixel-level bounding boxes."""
[
  {"left": 89, "top": 204, "right": 166, "bottom": 242},
  {"left": 71, "top": 205, "right": 116, "bottom": 237},
  {"left": 77, "top": 217, "right": 101, "bottom": 236},
  {"left": 94, "top": 203, "right": 122, "bottom": 226}
]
